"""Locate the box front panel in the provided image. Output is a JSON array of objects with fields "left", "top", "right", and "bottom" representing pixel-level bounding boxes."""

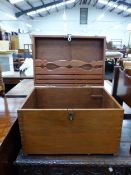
[{"left": 19, "top": 109, "right": 123, "bottom": 154}]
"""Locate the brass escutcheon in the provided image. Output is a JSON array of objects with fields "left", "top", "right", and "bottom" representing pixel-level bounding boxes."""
[{"left": 68, "top": 112, "right": 74, "bottom": 121}]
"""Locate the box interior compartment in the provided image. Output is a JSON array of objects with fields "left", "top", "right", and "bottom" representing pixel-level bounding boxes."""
[{"left": 22, "top": 87, "right": 120, "bottom": 109}]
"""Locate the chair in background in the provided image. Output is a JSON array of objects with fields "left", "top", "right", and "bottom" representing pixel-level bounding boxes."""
[
  {"left": 24, "top": 44, "right": 32, "bottom": 58},
  {"left": 0, "top": 66, "right": 5, "bottom": 96},
  {"left": 13, "top": 45, "right": 33, "bottom": 71},
  {"left": 112, "top": 66, "right": 131, "bottom": 109},
  {"left": 112, "top": 66, "right": 131, "bottom": 153}
]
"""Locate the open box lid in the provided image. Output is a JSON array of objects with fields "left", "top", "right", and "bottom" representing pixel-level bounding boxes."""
[{"left": 33, "top": 35, "right": 106, "bottom": 86}]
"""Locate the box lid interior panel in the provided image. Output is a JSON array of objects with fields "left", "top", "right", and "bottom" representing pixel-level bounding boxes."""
[{"left": 33, "top": 36, "right": 105, "bottom": 86}]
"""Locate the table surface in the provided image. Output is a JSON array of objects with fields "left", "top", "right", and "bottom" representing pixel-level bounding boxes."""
[
  {"left": 3, "top": 72, "right": 33, "bottom": 79},
  {"left": 0, "top": 50, "right": 18, "bottom": 54},
  {"left": 6, "top": 79, "right": 34, "bottom": 97},
  {"left": 0, "top": 97, "right": 25, "bottom": 148}
]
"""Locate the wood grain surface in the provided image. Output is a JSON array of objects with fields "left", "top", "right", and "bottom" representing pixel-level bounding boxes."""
[
  {"left": 19, "top": 87, "right": 123, "bottom": 155},
  {"left": 19, "top": 108, "right": 123, "bottom": 155},
  {"left": 6, "top": 79, "right": 34, "bottom": 97},
  {"left": 0, "top": 97, "right": 25, "bottom": 175},
  {"left": 112, "top": 66, "right": 131, "bottom": 107},
  {"left": 33, "top": 36, "right": 105, "bottom": 86}
]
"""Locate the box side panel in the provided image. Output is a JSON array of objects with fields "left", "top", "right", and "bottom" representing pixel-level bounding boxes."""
[
  {"left": 18, "top": 109, "right": 123, "bottom": 154},
  {"left": 102, "top": 88, "right": 123, "bottom": 108},
  {"left": 22, "top": 88, "right": 36, "bottom": 109}
]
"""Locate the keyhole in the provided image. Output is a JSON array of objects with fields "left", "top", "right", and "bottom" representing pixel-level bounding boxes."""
[{"left": 68, "top": 112, "right": 74, "bottom": 121}]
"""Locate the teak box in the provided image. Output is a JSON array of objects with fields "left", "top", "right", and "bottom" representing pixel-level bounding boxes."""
[{"left": 18, "top": 35, "right": 123, "bottom": 155}]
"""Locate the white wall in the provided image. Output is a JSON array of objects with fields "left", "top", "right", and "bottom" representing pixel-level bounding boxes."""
[
  {"left": 29, "top": 5, "right": 131, "bottom": 46},
  {"left": 19, "top": 33, "right": 32, "bottom": 49},
  {"left": 0, "top": 0, "right": 28, "bottom": 33},
  {"left": 0, "top": 1, "right": 130, "bottom": 46}
]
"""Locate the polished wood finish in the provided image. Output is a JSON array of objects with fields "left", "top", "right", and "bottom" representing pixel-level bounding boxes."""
[
  {"left": 35, "top": 79, "right": 103, "bottom": 85},
  {"left": 0, "top": 66, "right": 5, "bottom": 96},
  {"left": 6, "top": 79, "right": 112, "bottom": 98},
  {"left": 112, "top": 66, "right": 131, "bottom": 107},
  {"left": 18, "top": 36, "right": 123, "bottom": 155},
  {"left": 3, "top": 72, "right": 33, "bottom": 94},
  {"left": 15, "top": 120, "right": 131, "bottom": 175},
  {"left": 23, "top": 87, "right": 119, "bottom": 109},
  {"left": 6, "top": 79, "right": 34, "bottom": 97},
  {"left": 3, "top": 72, "right": 33, "bottom": 85},
  {"left": 33, "top": 36, "right": 105, "bottom": 86},
  {"left": 5, "top": 79, "right": 130, "bottom": 174},
  {"left": 0, "top": 97, "right": 25, "bottom": 175},
  {"left": 19, "top": 87, "right": 123, "bottom": 155}
]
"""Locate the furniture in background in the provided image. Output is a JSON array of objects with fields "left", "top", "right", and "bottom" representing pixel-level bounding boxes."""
[
  {"left": 112, "top": 66, "right": 131, "bottom": 154},
  {"left": 112, "top": 66, "right": 131, "bottom": 118},
  {"left": 0, "top": 97, "right": 25, "bottom": 175},
  {"left": 0, "top": 51, "right": 15, "bottom": 76},
  {"left": 105, "top": 50, "right": 123, "bottom": 80},
  {"left": 3, "top": 72, "right": 33, "bottom": 93},
  {"left": 5, "top": 79, "right": 34, "bottom": 97},
  {"left": 13, "top": 45, "right": 32, "bottom": 71},
  {"left": 13, "top": 49, "right": 25, "bottom": 71},
  {"left": 0, "top": 40, "right": 9, "bottom": 50},
  {"left": 11, "top": 35, "right": 19, "bottom": 50},
  {"left": 111, "top": 39, "right": 123, "bottom": 49},
  {"left": 119, "top": 53, "right": 131, "bottom": 69},
  {"left": 121, "top": 60, "right": 131, "bottom": 69},
  {"left": 0, "top": 66, "right": 5, "bottom": 96},
  {"left": 24, "top": 44, "right": 32, "bottom": 56},
  {"left": 0, "top": 28, "right": 19, "bottom": 50},
  {"left": 0, "top": 30, "right": 11, "bottom": 41}
]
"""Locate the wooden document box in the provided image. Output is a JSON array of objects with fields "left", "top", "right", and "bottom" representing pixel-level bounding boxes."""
[{"left": 18, "top": 36, "right": 123, "bottom": 155}]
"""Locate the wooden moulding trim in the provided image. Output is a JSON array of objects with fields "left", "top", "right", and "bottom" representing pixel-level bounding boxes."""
[
  {"left": 35, "top": 67, "right": 103, "bottom": 75},
  {"left": 35, "top": 79, "right": 103, "bottom": 84},
  {"left": 35, "top": 86, "right": 104, "bottom": 89},
  {"left": 34, "top": 84, "right": 103, "bottom": 86},
  {"left": 19, "top": 108, "right": 123, "bottom": 111},
  {"left": 35, "top": 60, "right": 103, "bottom": 67},
  {"left": 35, "top": 75, "right": 103, "bottom": 80}
]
